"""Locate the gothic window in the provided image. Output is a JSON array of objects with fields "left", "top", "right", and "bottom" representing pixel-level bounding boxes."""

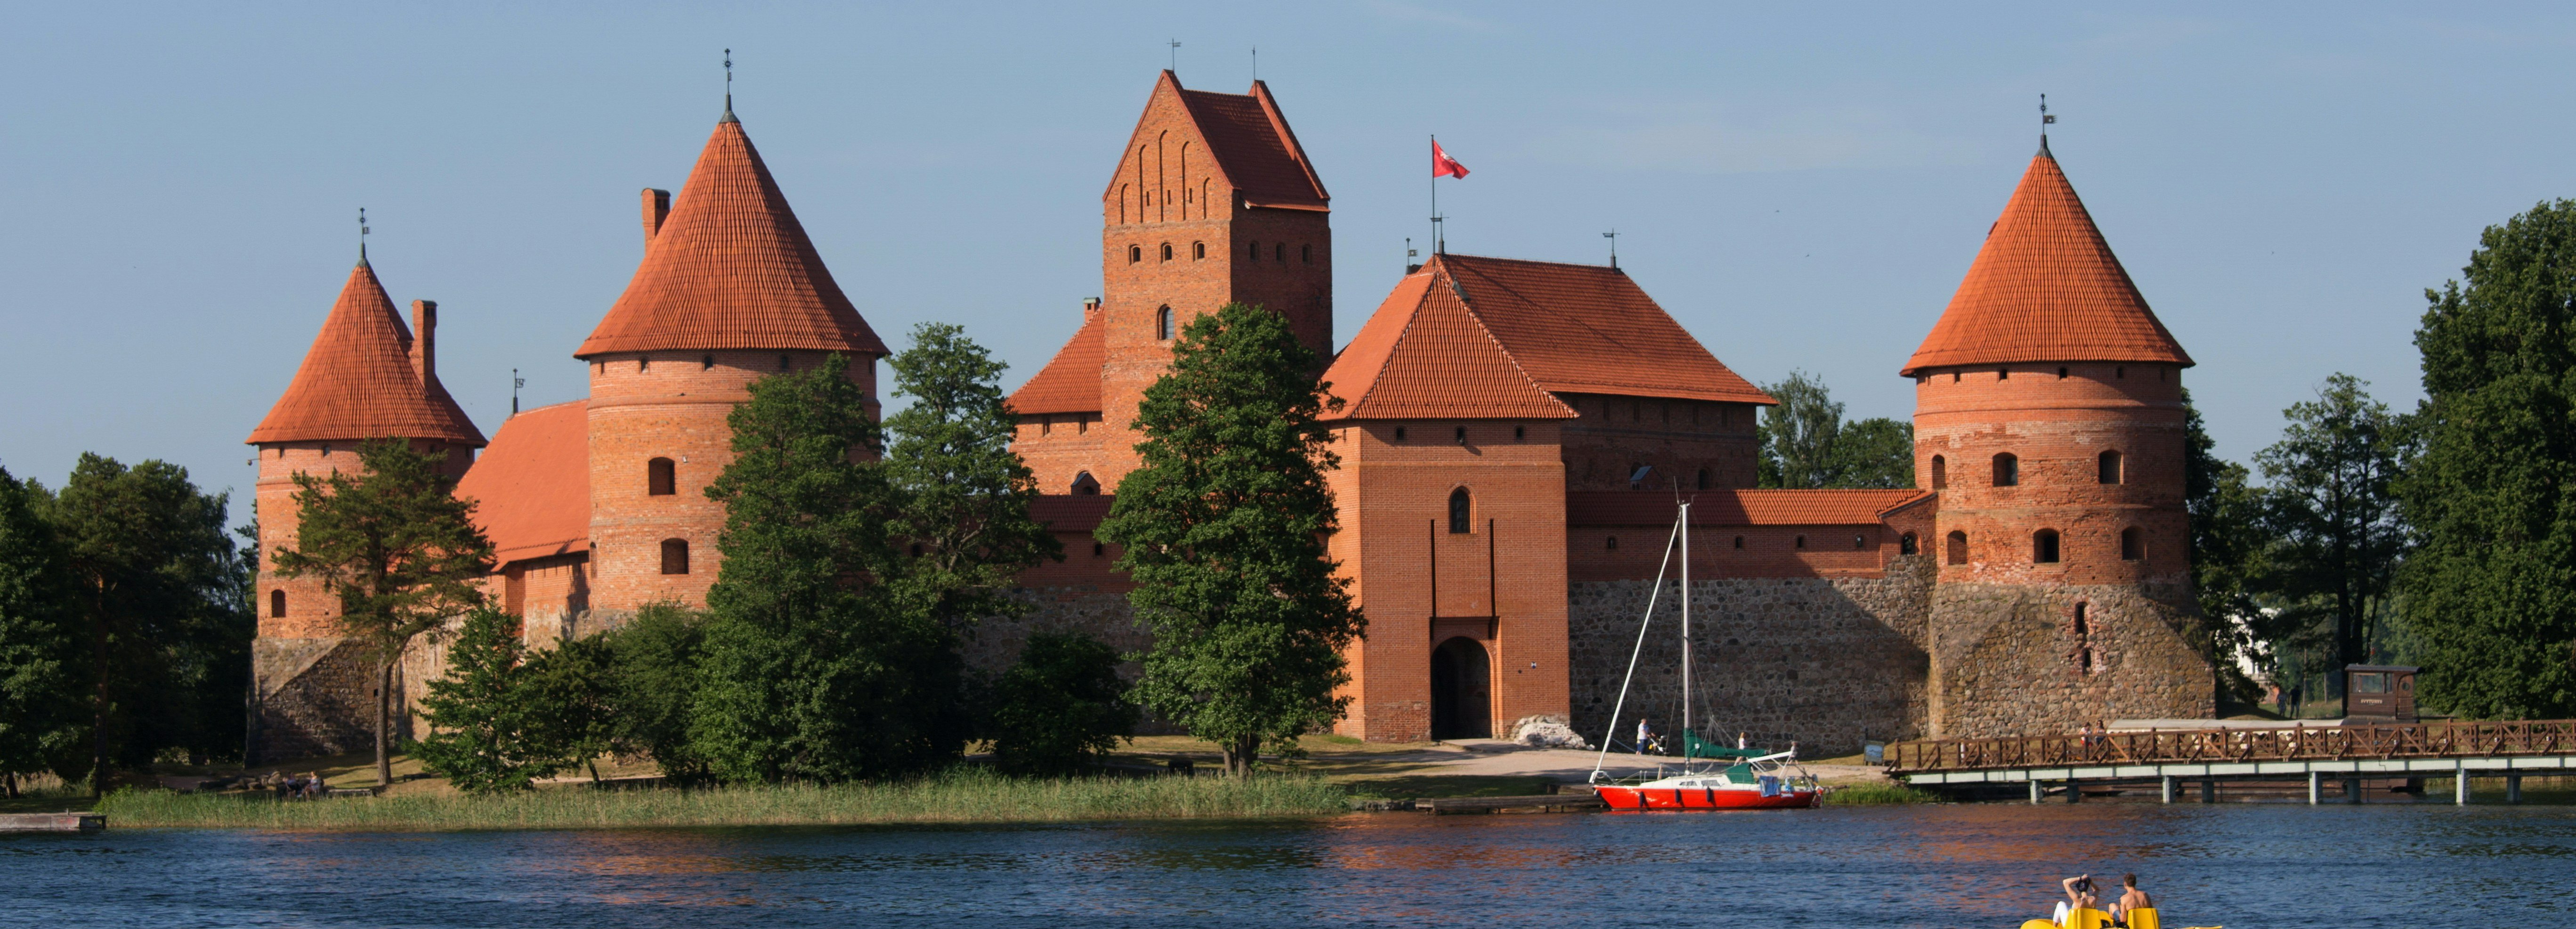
[
  {"left": 2033, "top": 529, "right": 2061, "bottom": 564},
  {"left": 1946, "top": 531, "right": 1968, "bottom": 565},
  {"left": 1193, "top": 241, "right": 1206, "bottom": 260},
  {"left": 1157, "top": 306, "right": 1173, "bottom": 340},
  {"left": 1930, "top": 455, "right": 1948, "bottom": 489},
  {"left": 1993, "top": 453, "right": 2018, "bottom": 487},
  {"left": 648, "top": 458, "right": 676, "bottom": 496},
  {"left": 660, "top": 539, "right": 689, "bottom": 575},
  {"left": 1071, "top": 472, "right": 1102, "bottom": 496},
  {"left": 1448, "top": 488, "right": 1471, "bottom": 534},
  {"left": 1129, "top": 245, "right": 1142, "bottom": 263},
  {"left": 2121, "top": 527, "right": 2144, "bottom": 561},
  {"left": 269, "top": 589, "right": 285, "bottom": 618},
  {"left": 2098, "top": 450, "right": 2124, "bottom": 485}
]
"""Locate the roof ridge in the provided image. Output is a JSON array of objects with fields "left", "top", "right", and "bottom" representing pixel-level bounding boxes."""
[{"left": 1441, "top": 267, "right": 1577, "bottom": 417}]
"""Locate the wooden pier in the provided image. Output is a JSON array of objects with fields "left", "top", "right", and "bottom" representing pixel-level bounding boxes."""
[
  {"left": 0, "top": 812, "right": 106, "bottom": 833},
  {"left": 1889, "top": 719, "right": 2576, "bottom": 804}
]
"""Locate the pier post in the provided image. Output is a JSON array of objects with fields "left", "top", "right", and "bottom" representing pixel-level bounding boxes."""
[
  {"left": 2507, "top": 774, "right": 2522, "bottom": 804},
  {"left": 2454, "top": 761, "right": 2469, "bottom": 805},
  {"left": 2344, "top": 777, "right": 2362, "bottom": 804},
  {"left": 2200, "top": 779, "right": 2215, "bottom": 803},
  {"left": 2160, "top": 776, "right": 2174, "bottom": 804},
  {"left": 2029, "top": 779, "right": 2041, "bottom": 805},
  {"left": 2065, "top": 779, "right": 2081, "bottom": 803},
  {"left": 2308, "top": 771, "right": 2320, "bottom": 806}
]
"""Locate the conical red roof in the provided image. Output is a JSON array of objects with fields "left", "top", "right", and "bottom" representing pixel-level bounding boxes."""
[
  {"left": 1901, "top": 142, "right": 2192, "bottom": 376},
  {"left": 246, "top": 261, "right": 485, "bottom": 446},
  {"left": 576, "top": 117, "right": 885, "bottom": 358},
  {"left": 1321, "top": 268, "right": 1575, "bottom": 421}
]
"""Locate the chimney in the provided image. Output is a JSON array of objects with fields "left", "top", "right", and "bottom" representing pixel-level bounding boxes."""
[
  {"left": 642, "top": 188, "right": 671, "bottom": 242},
  {"left": 411, "top": 300, "right": 438, "bottom": 391},
  {"left": 1082, "top": 297, "right": 1102, "bottom": 322}
]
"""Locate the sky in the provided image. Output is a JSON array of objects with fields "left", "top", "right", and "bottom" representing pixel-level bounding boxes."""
[{"left": 7, "top": 2, "right": 2575, "bottom": 526}]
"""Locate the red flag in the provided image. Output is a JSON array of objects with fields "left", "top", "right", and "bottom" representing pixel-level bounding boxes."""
[{"left": 1433, "top": 140, "right": 1469, "bottom": 179}]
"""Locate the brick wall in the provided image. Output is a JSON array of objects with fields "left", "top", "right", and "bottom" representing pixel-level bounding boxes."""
[
  {"left": 1557, "top": 393, "right": 1762, "bottom": 492},
  {"left": 253, "top": 439, "right": 472, "bottom": 639}
]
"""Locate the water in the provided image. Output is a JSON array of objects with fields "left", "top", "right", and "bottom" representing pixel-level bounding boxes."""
[{"left": 6, "top": 804, "right": 2571, "bottom": 927}]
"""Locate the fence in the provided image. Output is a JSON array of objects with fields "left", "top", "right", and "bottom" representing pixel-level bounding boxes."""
[{"left": 1886, "top": 719, "right": 2576, "bottom": 774}]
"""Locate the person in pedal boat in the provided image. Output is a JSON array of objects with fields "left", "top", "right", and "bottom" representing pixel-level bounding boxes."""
[
  {"left": 2054, "top": 874, "right": 2100, "bottom": 925},
  {"left": 2110, "top": 873, "right": 2152, "bottom": 926}
]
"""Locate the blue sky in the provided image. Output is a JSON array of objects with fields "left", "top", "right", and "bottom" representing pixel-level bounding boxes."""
[{"left": 7, "top": 3, "right": 2573, "bottom": 524}]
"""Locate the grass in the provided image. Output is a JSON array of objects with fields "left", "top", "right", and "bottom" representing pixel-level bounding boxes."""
[
  {"left": 93, "top": 766, "right": 1352, "bottom": 831},
  {"left": 1822, "top": 781, "right": 1942, "bottom": 805}
]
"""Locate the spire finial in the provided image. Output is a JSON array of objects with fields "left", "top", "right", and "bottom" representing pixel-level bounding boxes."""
[
  {"left": 358, "top": 207, "right": 370, "bottom": 265},
  {"left": 1604, "top": 229, "right": 1620, "bottom": 269},
  {"left": 2039, "top": 93, "right": 2056, "bottom": 155},
  {"left": 721, "top": 49, "right": 737, "bottom": 123},
  {"left": 1168, "top": 39, "right": 1181, "bottom": 73}
]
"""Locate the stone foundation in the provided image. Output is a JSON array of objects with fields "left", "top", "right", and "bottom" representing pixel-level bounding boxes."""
[{"left": 1926, "top": 581, "right": 2214, "bottom": 738}]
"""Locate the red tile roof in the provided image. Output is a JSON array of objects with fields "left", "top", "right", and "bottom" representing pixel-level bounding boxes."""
[
  {"left": 577, "top": 117, "right": 886, "bottom": 359},
  {"left": 1007, "top": 311, "right": 1105, "bottom": 415},
  {"left": 1321, "top": 269, "right": 1577, "bottom": 421},
  {"left": 454, "top": 400, "right": 589, "bottom": 566},
  {"left": 1902, "top": 142, "right": 2193, "bottom": 375},
  {"left": 1110, "top": 72, "right": 1329, "bottom": 211},
  {"left": 1398, "top": 254, "right": 1774, "bottom": 406},
  {"left": 246, "top": 261, "right": 486, "bottom": 446},
  {"left": 1568, "top": 489, "right": 1932, "bottom": 527}
]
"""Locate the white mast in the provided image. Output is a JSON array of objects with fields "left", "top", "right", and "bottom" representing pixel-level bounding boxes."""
[{"left": 1679, "top": 499, "right": 1691, "bottom": 759}]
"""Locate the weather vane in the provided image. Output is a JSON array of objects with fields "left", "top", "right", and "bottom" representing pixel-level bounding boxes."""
[
  {"left": 1169, "top": 39, "right": 1181, "bottom": 72},
  {"left": 724, "top": 48, "right": 733, "bottom": 113},
  {"left": 1604, "top": 229, "right": 1620, "bottom": 269},
  {"left": 513, "top": 368, "right": 525, "bottom": 415},
  {"left": 2041, "top": 93, "right": 2056, "bottom": 135},
  {"left": 358, "top": 207, "right": 370, "bottom": 261}
]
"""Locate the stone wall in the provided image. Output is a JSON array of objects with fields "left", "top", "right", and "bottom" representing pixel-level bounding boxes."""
[
  {"left": 1926, "top": 581, "right": 2214, "bottom": 738},
  {"left": 1567, "top": 554, "right": 1936, "bottom": 758},
  {"left": 251, "top": 636, "right": 391, "bottom": 762}
]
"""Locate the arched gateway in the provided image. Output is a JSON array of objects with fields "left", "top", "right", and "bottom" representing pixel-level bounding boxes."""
[{"left": 1430, "top": 636, "right": 1492, "bottom": 740}]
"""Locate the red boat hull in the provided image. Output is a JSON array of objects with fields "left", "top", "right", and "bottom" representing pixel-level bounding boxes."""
[{"left": 1595, "top": 785, "right": 1821, "bottom": 810}]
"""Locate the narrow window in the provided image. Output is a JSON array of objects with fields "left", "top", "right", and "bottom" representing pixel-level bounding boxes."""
[
  {"left": 1696, "top": 468, "right": 1712, "bottom": 491},
  {"left": 1071, "top": 472, "right": 1102, "bottom": 496},
  {"left": 1514, "top": 425, "right": 1526, "bottom": 440},
  {"left": 702, "top": 353, "right": 715, "bottom": 370},
  {"left": 1193, "top": 242, "right": 1206, "bottom": 259},
  {"left": 1161, "top": 243, "right": 1174, "bottom": 261},
  {"left": 648, "top": 458, "right": 676, "bottom": 496},
  {"left": 1795, "top": 535, "right": 1807, "bottom": 550},
  {"left": 2098, "top": 450, "right": 2124, "bottom": 485},
  {"left": 2058, "top": 366, "right": 2069, "bottom": 379},
  {"left": 1733, "top": 536, "right": 1745, "bottom": 549},
  {"left": 779, "top": 354, "right": 792, "bottom": 371},
  {"left": 1930, "top": 455, "right": 1947, "bottom": 489},
  {"left": 1274, "top": 243, "right": 1285, "bottom": 261},
  {"left": 1128, "top": 245, "right": 1142, "bottom": 263},
  {"left": 2121, "top": 527, "right": 2144, "bottom": 561},
  {"left": 1248, "top": 241, "right": 1260, "bottom": 260},
  {"left": 2074, "top": 602, "right": 2089, "bottom": 636},
  {"left": 1952, "top": 371, "right": 1960, "bottom": 383},
  {"left": 1395, "top": 427, "right": 1408, "bottom": 441},
  {"left": 1092, "top": 541, "right": 1105, "bottom": 556},
  {"left": 1448, "top": 488, "right": 1472, "bottom": 534},
  {"left": 1854, "top": 534, "right": 1867, "bottom": 550},
  {"left": 2079, "top": 646, "right": 2096, "bottom": 674},
  {"left": 1946, "top": 531, "right": 1968, "bottom": 565},
  {"left": 1606, "top": 536, "right": 1619, "bottom": 551},
  {"left": 1302, "top": 244, "right": 1312, "bottom": 263},
  {"left": 1454, "top": 425, "right": 1467, "bottom": 444},
  {"left": 1157, "top": 306, "right": 1174, "bottom": 340},
  {"left": 2033, "top": 529, "right": 2061, "bottom": 564},
  {"left": 1993, "top": 453, "right": 2018, "bottom": 487},
  {"left": 660, "top": 538, "right": 689, "bottom": 575},
  {"left": 269, "top": 589, "right": 286, "bottom": 618},
  {"left": 2116, "top": 366, "right": 2126, "bottom": 379},
  {"left": 1899, "top": 533, "right": 1918, "bottom": 555},
  {"left": 639, "top": 357, "right": 649, "bottom": 372},
  {"left": 322, "top": 445, "right": 332, "bottom": 457},
  {"left": 1998, "top": 368, "right": 2009, "bottom": 380}
]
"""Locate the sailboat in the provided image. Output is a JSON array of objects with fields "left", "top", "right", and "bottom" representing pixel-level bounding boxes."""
[{"left": 1588, "top": 498, "right": 1823, "bottom": 811}]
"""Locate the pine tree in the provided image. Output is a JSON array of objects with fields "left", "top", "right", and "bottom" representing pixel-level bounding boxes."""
[
  {"left": 2257, "top": 374, "right": 2406, "bottom": 697},
  {"left": 883, "top": 322, "right": 1061, "bottom": 631},
  {"left": 2403, "top": 200, "right": 2576, "bottom": 717},
  {"left": 271, "top": 439, "right": 494, "bottom": 791},
  {"left": 0, "top": 467, "right": 82, "bottom": 795},
  {"left": 1097, "top": 302, "right": 1364, "bottom": 775},
  {"left": 413, "top": 608, "right": 569, "bottom": 793},
  {"left": 696, "top": 353, "right": 962, "bottom": 783}
]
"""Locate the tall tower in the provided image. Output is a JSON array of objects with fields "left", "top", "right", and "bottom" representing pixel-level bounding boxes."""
[
  {"left": 1904, "top": 138, "right": 2212, "bottom": 737},
  {"left": 575, "top": 108, "right": 885, "bottom": 616},
  {"left": 1012, "top": 71, "right": 1332, "bottom": 493}
]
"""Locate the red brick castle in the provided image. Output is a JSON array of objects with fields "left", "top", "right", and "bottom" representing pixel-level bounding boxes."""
[{"left": 247, "top": 74, "right": 2214, "bottom": 760}]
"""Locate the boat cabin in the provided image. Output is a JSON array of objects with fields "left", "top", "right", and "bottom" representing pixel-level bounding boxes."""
[{"left": 2343, "top": 665, "right": 2418, "bottom": 722}]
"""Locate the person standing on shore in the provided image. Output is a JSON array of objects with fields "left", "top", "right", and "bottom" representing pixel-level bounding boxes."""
[{"left": 1636, "top": 717, "right": 1653, "bottom": 756}]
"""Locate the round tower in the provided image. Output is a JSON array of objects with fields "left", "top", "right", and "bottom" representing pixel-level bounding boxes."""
[
  {"left": 1903, "top": 138, "right": 2212, "bottom": 737},
  {"left": 575, "top": 109, "right": 885, "bottom": 616}
]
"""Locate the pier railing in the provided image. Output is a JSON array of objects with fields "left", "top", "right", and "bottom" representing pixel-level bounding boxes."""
[{"left": 1885, "top": 719, "right": 2576, "bottom": 774}]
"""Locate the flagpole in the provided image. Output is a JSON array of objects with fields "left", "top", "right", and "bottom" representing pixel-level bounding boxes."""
[{"left": 1429, "top": 134, "right": 1440, "bottom": 254}]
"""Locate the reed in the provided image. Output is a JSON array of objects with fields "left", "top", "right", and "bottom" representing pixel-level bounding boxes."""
[
  {"left": 1821, "top": 781, "right": 1941, "bottom": 805},
  {"left": 97, "top": 767, "right": 1351, "bottom": 831}
]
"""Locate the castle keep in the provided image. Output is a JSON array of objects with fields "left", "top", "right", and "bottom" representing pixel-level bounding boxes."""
[{"left": 248, "top": 73, "right": 2215, "bottom": 760}]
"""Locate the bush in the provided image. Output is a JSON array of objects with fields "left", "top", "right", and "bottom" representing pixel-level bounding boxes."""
[
  {"left": 988, "top": 633, "right": 1138, "bottom": 775},
  {"left": 598, "top": 602, "right": 708, "bottom": 782}
]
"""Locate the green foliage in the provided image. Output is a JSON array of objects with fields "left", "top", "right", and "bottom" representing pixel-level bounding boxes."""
[
  {"left": 271, "top": 438, "right": 494, "bottom": 788},
  {"left": 2257, "top": 375, "right": 2408, "bottom": 691},
  {"left": 598, "top": 602, "right": 709, "bottom": 782},
  {"left": 1097, "top": 302, "right": 1365, "bottom": 775},
  {"left": 1756, "top": 370, "right": 1914, "bottom": 489},
  {"left": 517, "top": 632, "right": 616, "bottom": 783},
  {"left": 883, "top": 321, "right": 1061, "bottom": 630},
  {"left": 697, "top": 353, "right": 967, "bottom": 783},
  {"left": 414, "top": 609, "right": 572, "bottom": 794},
  {"left": 988, "top": 632, "right": 1138, "bottom": 775},
  {"left": 2184, "top": 389, "right": 2274, "bottom": 692},
  {"left": 41, "top": 454, "right": 252, "bottom": 789},
  {"left": 0, "top": 467, "right": 84, "bottom": 788},
  {"left": 2403, "top": 199, "right": 2576, "bottom": 718}
]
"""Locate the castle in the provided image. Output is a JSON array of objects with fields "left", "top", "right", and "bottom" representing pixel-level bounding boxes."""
[{"left": 246, "top": 72, "right": 2215, "bottom": 761}]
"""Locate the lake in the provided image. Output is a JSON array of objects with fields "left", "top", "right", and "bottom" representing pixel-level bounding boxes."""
[{"left": 6, "top": 803, "right": 2570, "bottom": 927}]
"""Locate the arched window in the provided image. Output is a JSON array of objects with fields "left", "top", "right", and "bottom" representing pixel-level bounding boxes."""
[
  {"left": 1071, "top": 471, "right": 1102, "bottom": 496},
  {"left": 1992, "top": 453, "right": 2018, "bottom": 487},
  {"left": 1696, "top": 468, "right": 1712, "bottom": 491},
  {"left": 1448, "top": 488, "right": 1472, "bottom": 534},
  {"left": 1930, "top": 455, "right": 1948, "bottom": 489},
  {"left": 1946, "top": 531, "right": 1968, "bottom": 565},
  {"left": 2098, "top": 450, "right": 2124, "bottom": 485},
  {"left": 1161, "top": 243, "right": 1174, "bottom": 261},
  {"left": 660, "top": 538, "right": 690, "bottom": 575},
  {"left": 648, "top": 458, "right": 676, "bottom": 496},
  {"left": 1854, "top": 534, "right": 1868, "bottom": 550},
  {"left": 1899, "top": 533, "right": 1918, "bottom": 555},
  {"left": 1128, "top": 245, "right": 1142, "bottom": 263},
  {"left": 2033, "top": 529, "right": 2061, "bottom": 564},
  {"left": 702, "top": 353, "right": 715, "bottom": 370},
  {"left": 269, "top": 589, "right": 286, "bottom": 618},
  {"left": 1156, "top": 306, "right": 1174, "bottom": 340},
  {"left": 1733, "top": 535, "right": 1745, "bottom": 549},
  {"left": 779, "top": 354, "right": 792, "bottom": 371},
  {"left": 2120, "top": 527, "right": 2144, "bottom": 561},
  {"left": 1795, "top": 535, "right": 1807, "bottom": 550},
  {"left": 1092, "top": 541, "right": 1105, "bottom": 556},
  {"left": 1606, "top": 536, "right": 1619, "bottom": 550},
  {"left": 1248, "top": 241, "right": 1261, "bottom": 260},
  {"left": 1193, "top": 241, "right": 1206, "bottom": 260}
]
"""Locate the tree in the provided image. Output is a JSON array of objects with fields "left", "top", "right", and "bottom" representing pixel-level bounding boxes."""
[
  {"left": 271, "top": 439, "right": 494, "bottom": 791},
  {"left": 2403, "top": 199, "right": 2576, "bottom": 718},
  {"left": 696, "top": 353, "right": 964, "bottom": 783},
  {"left": 517, "top": 633, "right": 616, "bottom": 784},
  {"left": 1096, "top": 302, "right": 1366, "bottom": 775},
  {"left": 42, "top": 455, "right": 248, "bottom": 794},
  {"left": 413, "top": 608, "right": 569, "bottom": 794},
  {"left": 987, "top": 632, "right": 1138, "bottom": 776},
  {"left": 2184, "top": 389, "right": 2275, "bottom": 693},
  {"left": 598, "top": 602, "right": 708, "bottom": 782},
  {"left": 0, "top": 466, "right": 82, "bottom": 796},
  {"left": 882, "top": 322, "right": 1061, "bottom": 632},
  {"left": 2256, "top": 375, "right": 2406, "bottom": 698},
  {"left": 1757, "top": 370, "right": 1913, "bottom": 489}
]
